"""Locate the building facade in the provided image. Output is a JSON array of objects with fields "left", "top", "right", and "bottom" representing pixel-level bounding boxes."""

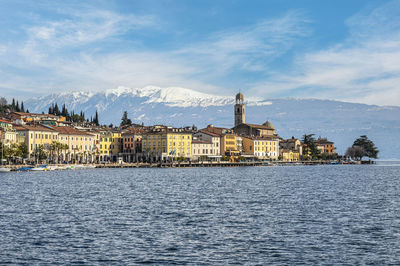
[
  {"left": 14, "top": 124, "right": 59, "bottom": 159},
  {"left": 194, "top": 130, "right": 221, "bottom": 156},
  {"left": 142, "top": 127, "right": 192, "bottom": 161},
  {"left": 242, "top": 136, "right": 279, "bottom": 160}
]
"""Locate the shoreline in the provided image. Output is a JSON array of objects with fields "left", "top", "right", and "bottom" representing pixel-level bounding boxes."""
[{"left": 0, "top": 160, "right": 374, "bottom": 171}]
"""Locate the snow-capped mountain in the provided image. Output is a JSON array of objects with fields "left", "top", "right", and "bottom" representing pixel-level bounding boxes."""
[{"left": 24, "top": 86, "right": 400, "bottom": 159}]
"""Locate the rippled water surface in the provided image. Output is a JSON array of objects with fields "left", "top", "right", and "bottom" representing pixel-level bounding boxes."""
[{"left": 1, "top": 165, "right": 399, "bottom": 264}]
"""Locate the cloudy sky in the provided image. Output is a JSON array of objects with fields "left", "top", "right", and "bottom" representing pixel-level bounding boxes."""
[{"left": 0, "top": 0, "right": 399, "bottom": 106}]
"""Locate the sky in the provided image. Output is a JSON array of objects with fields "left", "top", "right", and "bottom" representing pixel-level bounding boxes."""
[{"left": 0, "top": 0, "right": 400, "bottom": 106}]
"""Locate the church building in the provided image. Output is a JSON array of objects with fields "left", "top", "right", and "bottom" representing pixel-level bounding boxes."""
[{"left": 232, "top": 92, "right": 278, "bottom": 138}]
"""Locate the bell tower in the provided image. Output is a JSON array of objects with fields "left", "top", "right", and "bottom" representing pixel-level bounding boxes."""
[{"left": 234, "top": 92, "right": 245, "bottom": 127}]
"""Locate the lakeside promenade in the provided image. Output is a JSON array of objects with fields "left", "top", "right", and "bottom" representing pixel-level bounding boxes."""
[{"left": 1, "top": 160, "right": 369, "bottom": 171}]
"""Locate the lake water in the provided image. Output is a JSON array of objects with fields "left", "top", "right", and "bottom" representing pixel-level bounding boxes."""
[{"left": 0, "top": 164, "right": 399, "bottom": 264}]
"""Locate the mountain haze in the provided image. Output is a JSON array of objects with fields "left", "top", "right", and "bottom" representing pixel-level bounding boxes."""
[{"left": 25, "top": 86, "right": 400, "bottom": 159}]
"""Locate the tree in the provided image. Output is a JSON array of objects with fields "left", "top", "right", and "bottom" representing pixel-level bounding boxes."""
[
  {"left": 33, "top": 145, "right": 47, "bottom": 162},
  {"left": 18, "top": 143, "right": 29, "bottom": 159},
  {"left": 93, "top": 110, "right": 99, "bottom": 126},
  {"left": 54, "top": 103, "right": 60, "bottom": 115},
  {"left": 302, "top": 134, "right": 320, "bottom": 159},
  {"left": 15, "top": 101, "right": 20, "bottom": 112},
  {"left": 351, "top": 135, "right": 379, "bottom": 159},
  {"left": 61, "top": 104, "right": 69, "bottom": 117},
  {"left": 0, "top": 97, "right": 7, "bottom": 106},
  {"left": 345, "top": 146, "right": 365, "bottom": 160},
  {"left": 20, "top": 101, "right": 25, "bottom": 112},
  {"left": 48, "top": 104, "right": 54, "bottom": 115},
  {"left": 120, "top": 111, "right": 132, "bottom": 127}
]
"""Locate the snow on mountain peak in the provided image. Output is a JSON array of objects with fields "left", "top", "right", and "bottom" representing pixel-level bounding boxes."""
[{"left": 103, "top": 86, "right": 271, "bottom": 107}]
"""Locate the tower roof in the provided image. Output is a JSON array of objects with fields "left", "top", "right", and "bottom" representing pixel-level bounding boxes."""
[{"left": 236, "top": 92, "right": 244, "bottom": 100}]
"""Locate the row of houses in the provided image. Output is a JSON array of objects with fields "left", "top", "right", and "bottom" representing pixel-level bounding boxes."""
[{"left": 0, "top": 93, "right": 336, "bottom": 163}]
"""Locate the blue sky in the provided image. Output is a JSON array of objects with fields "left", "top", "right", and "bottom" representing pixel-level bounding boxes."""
[{"left": 1, "top": 0, "right": 400, "bottom": 106}]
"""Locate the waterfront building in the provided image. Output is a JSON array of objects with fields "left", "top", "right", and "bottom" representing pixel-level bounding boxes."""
[
  {"left": 315, "top": 137, "right": 336, "bottom": 154},
  {"left": 232, "top": 93, "right": 279, "bottom": 139},
  {"left": 99, "top": 131, "right": 113, "bottom": 162},
  {"left": 14, "top": 124, "right": 59, "bottom": 159},
  {"left": 142, "top": 126, "right": 192, "bottom": 161},
  {"left": 280, "top": 149, "right": 300, "bottom": 162},
  {"left": 110, "top": 131, "right": 122, "bottom": 161},
  {"left": 201, "top": 125, "right": 239, "bottom": 156},
  {"left": 242, "top": 136, "right": 279, "bottom": 160},
  {"left": 191, "top": 138, "right": 214, "bottom": 160},
  {"left": 279, "top": 137, "right": 303, "bottom": 156},
  {"left": 50, "top": 126, "right": 96, "bottom": 163},
  {"left": 193, "top": 130, "right": 221, "bottom": 157},
  {"left": 121, "top": 128, "right": 144, "bottom": 162},
  {"left": 0, "top": 130, "right": 17, "bottom": 146}
]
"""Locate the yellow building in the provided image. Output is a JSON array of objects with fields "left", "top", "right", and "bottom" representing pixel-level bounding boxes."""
[
  {"left": 98, "top": 131, "right": 121, "bottom": 162},
  {"left": 99, "top": 131, "right": 113, "bottom": 161},
  {"left": 221, "top": 134, "right": 238, "bottom": 155},
  {"left": 14, "top": 124, "right": 59, "bottom": 158},
  {"left": 280, "top": 149, "right": 300, "bottom": 162},
  {"left": 50, "top": 126, "right": 96, "bottom": 163},
  {"left": 142, "top": 127, "right": 192, "bottom": 159},
  {"left": 242, "top": 136, "right": 279, "bottom": 160},
  {"left": 110, "top": 131, "right": 121, "bottom": 159}
]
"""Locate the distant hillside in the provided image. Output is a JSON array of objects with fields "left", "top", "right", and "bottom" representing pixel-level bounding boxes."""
[{"left": 25, "top": 86, "right": 400, "bottom": 159}]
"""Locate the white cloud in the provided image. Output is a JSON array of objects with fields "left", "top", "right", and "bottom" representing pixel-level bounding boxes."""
[
  {"left": 0, "top": 7, "right": 308, "bottom": 98},
  {"left": 249, "top": 1, "right": 400, "bottom": 106},
  {"left": 25, "top": 10, "right": 155, "bottom": 49},
  {"left": 175, "top": 10, "right": 310, "bottom": 74}
]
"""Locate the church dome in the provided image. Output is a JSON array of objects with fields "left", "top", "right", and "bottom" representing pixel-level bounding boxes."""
[{"left": 263, "top": 120, "right": 275, "bottom": 129}]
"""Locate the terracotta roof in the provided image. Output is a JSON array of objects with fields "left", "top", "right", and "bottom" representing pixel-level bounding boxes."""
[
  {"left": 199, "top": 129, "right": 221, "bottom": 137},
  {"left": 243, "top": 136, "right": 279, "bottom": 141},
  {"left": 0, "top": 119, "right": 11, "bottom": 124},
  {"left": 13, "top": 124, "right": 56, "bottom": 132},
  {"left": 11, "top": 111, "right": 58, "bottom": 118},
  {"left": 315, "top": 139, "right": 334, "bottom": 144},
  {"left": 49, "top": 126, "right": 92, "bottom": 136},
  {"left": 122, "top": 128, "right": 147, "bottom": 135}
]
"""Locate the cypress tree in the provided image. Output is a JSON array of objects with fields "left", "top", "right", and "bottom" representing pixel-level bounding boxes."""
[
  {"left": 16, "top": 101, "right": 20, "bottom": 112},
  {"left": 93, "top": 110, "right": 99, "bottom": 126},
  {"left": 61, "top": 104, "right": 67, "bottom": 116},
  {"left": 21, "top": 101, "right": 25, "bottom": 112},
  {"left": 54, "top": 103, "right": 60, "bottom": 115}
]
